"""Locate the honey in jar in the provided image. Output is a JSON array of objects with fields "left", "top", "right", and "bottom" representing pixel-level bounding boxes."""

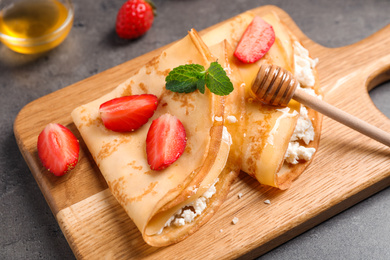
[{"left": 0, "top": 0, "right": 73, "bottom": 54}]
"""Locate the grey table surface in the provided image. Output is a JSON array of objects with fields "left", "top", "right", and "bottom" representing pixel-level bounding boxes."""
[{"left": 1, "top": 0, "right": 390, "bottom": 259}]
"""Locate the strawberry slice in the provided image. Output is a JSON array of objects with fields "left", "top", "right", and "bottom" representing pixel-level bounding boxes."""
[
  {"left": 37, "top": 123, "right": 80, "bottom": 176},
  {"left": 234, "top": 16, "right": 275, "bottom": 63},
  {"left": 99, "top": 94, "right": 158, "bottom": 132},
  {"left": 146, "top": 113, "right": 187, "bottom": 171}
]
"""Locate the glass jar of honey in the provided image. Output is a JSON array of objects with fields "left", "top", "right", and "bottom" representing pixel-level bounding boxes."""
[{"left": 0, "top": 0, "right": 74, "bottom": 54}]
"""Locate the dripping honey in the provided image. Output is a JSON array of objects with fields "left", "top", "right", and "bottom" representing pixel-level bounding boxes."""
[{"left": 0, "top": 0, "right": 73, "bottom": 54}]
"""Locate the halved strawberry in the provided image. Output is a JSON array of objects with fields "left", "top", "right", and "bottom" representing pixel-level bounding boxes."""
[
  {"left": 37, "top": 123, "right": 80, "bottom": 176},
  {"left": 234, "top": 16, "right": 275, "bottom": 63},
  {"left": 146, "top": 113, "right": 187, "bottom": 171},
  {"left": 99, "top": 94, "right": 158, "bottom": 132}
]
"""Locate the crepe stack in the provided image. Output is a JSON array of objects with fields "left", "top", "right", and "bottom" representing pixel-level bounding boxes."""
[{"left": 71, "top": 11, "right": 322, "bottom": 246}]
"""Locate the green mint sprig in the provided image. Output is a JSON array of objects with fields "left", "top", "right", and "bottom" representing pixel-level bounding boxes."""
[{"left": 165, "top": 61, "right": 234, "bottom": 96}]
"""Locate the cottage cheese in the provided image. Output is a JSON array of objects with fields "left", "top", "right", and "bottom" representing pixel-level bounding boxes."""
[
  {"left": 290, "top": 106, "right": 314, "bottom": 145},
  {"left": 158, "top": 128, "right": 231, "bottom": 233},
  {"left": 293, "top": 41, "right": 318, "bottom": 88},
  {"left": 159, "top": 178, "right": 219, "bottom": 232},
  {"left": 284, "top": 42, "right": 319, "bottom": 165},
  {"left": 285, "top": 142, "right": 316, "bottom": 164}
]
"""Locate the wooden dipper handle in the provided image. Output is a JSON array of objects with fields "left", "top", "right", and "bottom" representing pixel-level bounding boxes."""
[{"left": 251, "top": 64, "right": 390, "bottom": 147}]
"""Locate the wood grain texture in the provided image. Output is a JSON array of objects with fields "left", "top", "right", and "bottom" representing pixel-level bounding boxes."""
[{"left": 13, "top": 5, "right": 390, "bottom": 259}]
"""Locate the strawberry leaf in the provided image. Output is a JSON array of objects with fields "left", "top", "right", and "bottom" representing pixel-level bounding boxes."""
[{"left": 145, "top": 0, "right": 157, "bottom": 16}]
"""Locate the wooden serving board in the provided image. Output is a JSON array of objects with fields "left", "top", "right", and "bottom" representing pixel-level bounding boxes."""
[{"left": 14, "top": 5, "right": 390, "bottom": 260}]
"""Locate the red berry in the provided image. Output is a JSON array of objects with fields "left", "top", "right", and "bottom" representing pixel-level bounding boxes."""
[
  {"left": 99, "top": 94, "right": 158, "bottom": 132},
  {"left": 37, "top": 123, "right": 80, "bottom": 176},
  {"left": 234, "top": 16, "right": 275, "bottom": 63},
  {"left": 115, "top": 0, "right": 155, "bottom": 39},
  {"left": 146, "top": 113, "right": 187, "bottom": 171}
]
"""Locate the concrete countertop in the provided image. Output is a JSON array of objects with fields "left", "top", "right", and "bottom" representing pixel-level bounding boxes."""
[{"left": 1, "top": 0, "right": 389, "bottom": 259}]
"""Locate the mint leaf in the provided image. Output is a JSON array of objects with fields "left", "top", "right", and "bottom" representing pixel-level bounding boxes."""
[
  {"left": 165, "top": 64, "right": 205, "bottom": 93},
  {"left": 197, "top": 78, "right": 205, "bottom": 94},
  {"left": 165, "top": 62, "right": 234, "bottom": 96},
  {"left": 205, "top": 62, "right": 234, "bottom": 96},
  {"left": 166, "top": 80, "right": 198, "bottom": 93}
]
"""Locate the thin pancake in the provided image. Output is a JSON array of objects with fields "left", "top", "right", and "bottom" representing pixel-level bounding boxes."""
[
  {"left": 202, "top": 11, "right": 322, "bottom": 189},
  {"left": 72, "top": 30, "right": 246, "bottom": 247}
]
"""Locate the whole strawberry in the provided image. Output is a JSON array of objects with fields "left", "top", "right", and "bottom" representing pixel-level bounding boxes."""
[{"left": 115, "top": 0, "right": 155, "bottom": 39}]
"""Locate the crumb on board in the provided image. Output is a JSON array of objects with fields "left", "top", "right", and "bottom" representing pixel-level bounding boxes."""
[
  {"left": 232, "top": 217, "right": 239, "bottom": 225},
  {"left": 264, "top": 199, "right": 271, "bottom": 204},
  {"left": 237, "top": 193, "right": 243, "bottom": 199}
]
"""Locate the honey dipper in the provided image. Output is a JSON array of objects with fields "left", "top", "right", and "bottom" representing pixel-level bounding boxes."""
[{"left": 251, "top": 64, "right": 390, "bottom": 147}]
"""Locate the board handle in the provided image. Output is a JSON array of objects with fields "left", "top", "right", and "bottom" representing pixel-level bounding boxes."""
[{"left": 313, "top": 23, "right": 390, "bottom": 92}]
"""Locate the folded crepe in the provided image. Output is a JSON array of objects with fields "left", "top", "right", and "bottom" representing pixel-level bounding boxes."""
[
  {"left": 242, "top": 12, "right": 322, "bottom": 190},
  {"left": 72, "top": 28, "right": 245, "bottom": 246},
  {"left": 203, "top": 11, "right": 322, "bottom": 189},
  {"left": 71, "top": 10, "right": 322, "bottom": 246}
]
